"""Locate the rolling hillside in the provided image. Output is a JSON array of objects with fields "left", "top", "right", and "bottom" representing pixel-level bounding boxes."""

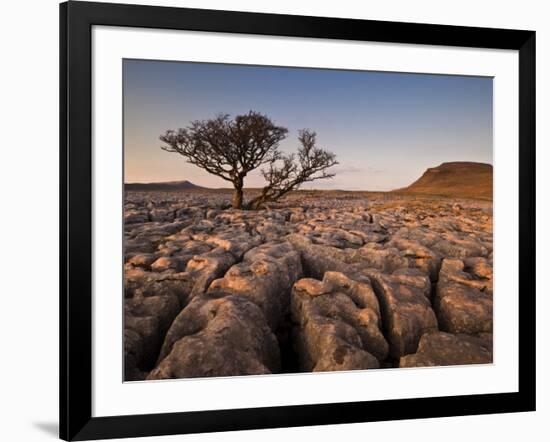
[{"left": 125, "top": 180, "right": 205, "bottom": 191}]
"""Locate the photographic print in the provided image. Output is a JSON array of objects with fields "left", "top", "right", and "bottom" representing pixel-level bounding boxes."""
[{"left": 123, "top": 59, "right": 494, "bottom": 382}]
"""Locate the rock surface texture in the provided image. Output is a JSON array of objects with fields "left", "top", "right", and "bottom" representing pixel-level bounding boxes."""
[
  {"left": 399, "top": 331, "right": 492, "bottom": 367},
  {"left": 124, "top": 190, "right": 493, "bottom": 380},
  {"left": 291, "top": 272, "right": 387, "bottom": 371}
]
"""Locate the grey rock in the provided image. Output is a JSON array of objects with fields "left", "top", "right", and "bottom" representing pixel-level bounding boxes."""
[
  {"left": 367, "top": 270, "right": 438, "bottom": 358},
  {"left": 399, "top": 331, "right": 492, "bottom": 367},
  {"left": 209, "top": 242, "right": 302, "bottom": 329},
  {"left": 291, "top": 273, "right": 386, "bottom": 371},
  {"left": 434, "top": 259, "right": 493, "bottom": 335},
  {"left": 149, "top": 292, "right": 280, "bottom": 379}
]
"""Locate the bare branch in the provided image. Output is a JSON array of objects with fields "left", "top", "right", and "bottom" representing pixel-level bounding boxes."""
[{"left": 247, "top": 129, "right": 338, "bottom": 209}]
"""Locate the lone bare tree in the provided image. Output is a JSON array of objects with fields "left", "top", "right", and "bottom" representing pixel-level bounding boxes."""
[
  {"left": 160, "top": 112, "right": 287, "bottom": 209},
  {"left": 160, "top": 111, "right": 337, "bottom": 209}
]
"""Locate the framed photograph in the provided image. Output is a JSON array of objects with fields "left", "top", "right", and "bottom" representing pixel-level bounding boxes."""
[{"left": 60, "top": 1, "right": 536, "bottom": 440}]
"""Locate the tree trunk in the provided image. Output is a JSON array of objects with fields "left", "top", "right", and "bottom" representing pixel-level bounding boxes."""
[
  {"left": 247, "top": 188, "right": 290, "bottom": 210},
  {"left": 246, "top": 197, "right": 262, "bottom": 210},
  {"left": 232, "top": 186, "right": 243, "bottom": 209},
  {"left": 246, "top": 188, "right": 269, "bottom": 210}
]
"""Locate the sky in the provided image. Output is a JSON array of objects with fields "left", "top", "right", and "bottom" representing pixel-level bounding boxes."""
[{"left": 123, "top": 59, "right": 493, "bottom": 191}]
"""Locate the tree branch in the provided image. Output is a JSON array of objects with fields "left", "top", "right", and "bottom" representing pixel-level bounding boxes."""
[
  {"left": 159, "top": 112, "right": 288, "bottom": 189},
  {"left": 246, "top": 129, "right": 338, "bottom": 209}
]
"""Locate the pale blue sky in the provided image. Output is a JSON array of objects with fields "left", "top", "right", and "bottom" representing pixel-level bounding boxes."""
[{"left": 124, "top": 59, "right": 493, "bottom": 191}]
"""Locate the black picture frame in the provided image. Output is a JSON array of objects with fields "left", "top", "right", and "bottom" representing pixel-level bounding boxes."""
[{"left": 60, "top": 1, "right": 536, "bottom": 440}]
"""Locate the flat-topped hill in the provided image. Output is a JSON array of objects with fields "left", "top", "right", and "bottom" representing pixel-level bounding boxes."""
[{"left": 394, "top": 162, "right": 493, "bottom": 199}]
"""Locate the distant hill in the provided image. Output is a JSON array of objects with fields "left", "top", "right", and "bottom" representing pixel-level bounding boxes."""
[
  {"left": 125, "top": 180, "right": 206, "bottom": 191},
  {"left": 394, "top": 162, "right": 493, "bottom": 199}
]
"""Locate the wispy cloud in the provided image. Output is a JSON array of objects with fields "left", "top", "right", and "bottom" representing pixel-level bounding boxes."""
[
  {"left": 333, "top": 165, "right": 385, "bottom": 175},
  {"left": 302, "top": 179, "right": 342, "bottom": 189}
]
